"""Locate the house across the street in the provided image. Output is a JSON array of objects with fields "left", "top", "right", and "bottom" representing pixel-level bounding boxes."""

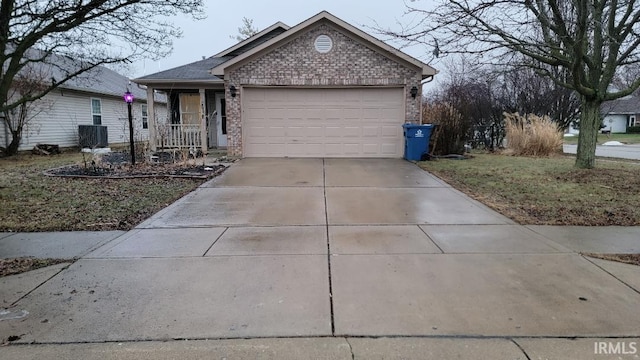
[
  {"left": 134, "top": 11, "right": 437, "bottom": 158},
  {"left": 601, "top": 95, "right": 640, "bottom": 133}
]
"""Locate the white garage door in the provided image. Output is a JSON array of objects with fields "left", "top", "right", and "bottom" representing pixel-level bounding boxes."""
[{"left": 243, "top": 87, "right": 405, "bottom": 157}]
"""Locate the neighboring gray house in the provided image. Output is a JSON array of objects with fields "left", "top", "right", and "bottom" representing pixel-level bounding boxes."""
[
  {"left": 134, "top": 11, "right": 436, "bottom": 158},
  {"left": 1, "top": 61, "right": 168, "bottom": 151},
  {"left": 601, "top": 95, "right": 640, "bottom": 133}
]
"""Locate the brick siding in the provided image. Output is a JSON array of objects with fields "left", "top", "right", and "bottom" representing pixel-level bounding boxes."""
[{"left": 225, "top": 22, "right": 422, "bottom": 156}]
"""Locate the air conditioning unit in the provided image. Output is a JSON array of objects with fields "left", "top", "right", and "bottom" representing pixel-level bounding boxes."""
[{"left": 78, "top": 125, "right": 108, "bottom": 148}]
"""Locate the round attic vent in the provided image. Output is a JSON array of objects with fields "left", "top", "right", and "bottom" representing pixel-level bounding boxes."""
[{"left": 314, "top": 35, "right": 333, "bottom": 53}]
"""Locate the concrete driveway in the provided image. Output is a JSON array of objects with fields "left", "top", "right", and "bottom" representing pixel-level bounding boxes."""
[{"left": 2, "top": 158, "right": 640, "bottom": 355}]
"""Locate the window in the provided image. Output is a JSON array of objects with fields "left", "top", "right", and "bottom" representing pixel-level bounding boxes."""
[
  {"left": 91, "top": 98, "right": 102, "bottom": 125},
  {"left": 220, "top": 97, "right": 227, "bottom": 135},
  {"left": 141, "top": 104, "right": 148, "bottom": 129},
  {"left": 179, "top": 93, "right": 200, "bottom": 125},
  {"left": 630, "top": 115, "right": 637, "bottom": 127}
]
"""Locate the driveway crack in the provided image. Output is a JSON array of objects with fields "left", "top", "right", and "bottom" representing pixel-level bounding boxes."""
[
  {"left": 345, "top": 337, "right": 355, "bottom": 359},
  {"left": 323, "top": 158, "right": 336, "bottom": 335},
  {"left": 510, "top": 338, "right": 532, "bottom": 360}
]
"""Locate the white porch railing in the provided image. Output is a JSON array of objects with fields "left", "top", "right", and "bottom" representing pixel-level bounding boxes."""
[{"left": 154, "top": 124, "right": 202, "bottom": 150}]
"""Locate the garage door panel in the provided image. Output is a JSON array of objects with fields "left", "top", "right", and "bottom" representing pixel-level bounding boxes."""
[
  {"left": 342, "top": 126, "right": 361, "bottom": 137},
  {"left": 322, "top": 106, "right": 340, "bottom": 113},
  {"left": 381, "top": 143, "right": 399, "bottom": 154},
  {"left": 325, "top": 126, "right": 342, "bottom": 138},
  {"left": 243, "top": 88, "right": 404, "bottom": 157},
  {"left": 362, "top": 126, "right": 379, "bottom": 137},
  {"left": 381, "top": 126, "right": 399, "bottom": 137},
  {"left": 363, "top": 144, "right": 381, "bottom": 154},
  {"left": 343, "top": 144, "right": 362, "bottom": 155},
  {"left": 325, "top": 143, "right": 343, "bottom": 155},
  {"left": 259, "top": 127, "right": 286, "bottom": 137},
  {"left": 362, "top": 108, "right": 382, "bottom": 119},
  {"left": 304, "top": 125, "right": 324, "bottom": 138},
  {"left": 287, "top": 126, "right": 309, "bottom": 137}
]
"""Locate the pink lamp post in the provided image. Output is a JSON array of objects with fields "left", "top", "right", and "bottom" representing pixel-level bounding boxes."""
[{"left": 123, "top": 90, "right": 136, "bottom": 165}]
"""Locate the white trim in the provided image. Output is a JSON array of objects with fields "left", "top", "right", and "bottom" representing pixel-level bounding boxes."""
[
  {"left": 215, "top": 93, "right": 228, "bottom": 148},
  {"left": 141, "top": 104, "right": 148, "bottom": 129},
  {"left": 90, "top": 98, "right": 102, "bottom": 125}
]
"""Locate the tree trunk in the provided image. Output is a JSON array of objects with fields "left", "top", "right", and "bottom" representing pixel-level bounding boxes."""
[
  {"left": 575, "top": 99, "right": 602, "bottom": 169},
  {"left": 5, "top": 130, "right": 21, "bottom": 156}
]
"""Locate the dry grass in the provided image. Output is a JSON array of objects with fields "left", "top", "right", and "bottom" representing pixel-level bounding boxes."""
[
  {"left": 419, "top": 153, "right": 640, "bottom": 226},
  {"left": 0, "top": 258, "right": 71, "bottom": 277},
  {"left": 0, "top": 151, "right": 207, "bottom": 231},
  {"left": 583, "top": 253, "right": 640, "bottom": 266},
  {"left": 505, "top": 113, "right": 563, "bottom": 156}
]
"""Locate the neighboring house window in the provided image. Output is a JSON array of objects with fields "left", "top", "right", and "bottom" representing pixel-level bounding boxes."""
[
  {"left": 91, "top": 98, "right": 102, "bottom": 125},
  {"left": 141, "top": 104, "right": 148, "bottom": 129},
  {"left": 630, "top": 115, "right": 637, "bottom": 127}
]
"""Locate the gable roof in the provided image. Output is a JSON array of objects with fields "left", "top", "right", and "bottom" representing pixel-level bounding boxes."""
[
  {"left": 134, "top": 56, "right": 230, "bottom": 84},
  {"left": 10, "top": 48, "right": 163, "bottom": 102},
  {"left": 134, "top": 22, "right": 290, "bottom": 86},
  {"left": 211, "top": 11, "right": 437, "bottom": 78},
  {"left": 213, "top": 22, "right": 290, "bottom": 58},
  {"left": 602, "top": 96, "right": 640, "bottom": 115},
  {"left": 61, "top": 64, "right": 162, "bottom": 102}
]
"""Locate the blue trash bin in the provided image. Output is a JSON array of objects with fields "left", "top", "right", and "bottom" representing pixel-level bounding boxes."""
[{"left": 402, "top": 123, "right": 434, "bottom": 161}]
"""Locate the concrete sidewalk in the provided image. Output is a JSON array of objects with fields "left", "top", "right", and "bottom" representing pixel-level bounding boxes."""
[
  {"left": 1, "top": 158, "right": 639, "bottom": 359},
  {"left": 5, "top": 337, "right": 640, "bottom": 360}
]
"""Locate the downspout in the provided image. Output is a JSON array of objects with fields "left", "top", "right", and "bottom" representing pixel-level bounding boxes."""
[
  {"left": 418, "top": 75, "right": 435, "bottom": 125},
  {"left": 421, "top": 75, "right": 435, "bottom": 85}
]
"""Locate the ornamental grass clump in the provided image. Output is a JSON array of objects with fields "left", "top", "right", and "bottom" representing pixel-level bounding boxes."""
[{"left": 504, "top": 112, "right": 563, "bottom": 156}]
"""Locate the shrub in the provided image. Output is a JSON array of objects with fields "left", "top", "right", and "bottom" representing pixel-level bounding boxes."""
[
  {"left": 422, "top": 102, "right": 470, "bottom": 155},
  {"left": 504, "top": 112, "right": 563, "bottom": 156},
  {"left": 627, "top": 126, "right": 640, "bottom": 134}
]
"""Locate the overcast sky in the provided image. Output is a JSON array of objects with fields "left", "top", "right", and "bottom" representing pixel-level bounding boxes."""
[{"left": 132, "top": 0, "right": 436, "bottom": 79}]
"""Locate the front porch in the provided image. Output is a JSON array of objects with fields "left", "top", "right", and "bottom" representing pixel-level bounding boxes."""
[
  {"left": 140, "top": 76, "right": 227, "bottom": 154},
  {"left": 154, "top": 123, "right": 204, "bottom": 151}
]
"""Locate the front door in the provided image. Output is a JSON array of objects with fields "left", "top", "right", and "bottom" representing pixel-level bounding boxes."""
[{"left": 216, "top": 93, "right": 227, "bottom": 148}]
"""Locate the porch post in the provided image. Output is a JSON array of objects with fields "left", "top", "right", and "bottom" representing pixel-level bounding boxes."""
[
  {"left": 199, "top": 88, "right": 207, "bottom": 153},
  {"left": 146, "top": 86, "right": 157, "bottom": 151}
]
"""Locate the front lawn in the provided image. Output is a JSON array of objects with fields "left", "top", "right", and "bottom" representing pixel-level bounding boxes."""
[
  {"left": 419, "top": 153, "right": 640, "bottom": 226},
  {"left": 0, "top": 152, "right": 208, "bottom": 232}
]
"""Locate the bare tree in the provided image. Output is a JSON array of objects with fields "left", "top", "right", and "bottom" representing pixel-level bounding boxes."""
[
  {"left": 611, "top": 63, "right": 640, "bottom": 95},
  {"left": 383, "top": 0, "right": 640, "bottom": 168},
  {"left": 0, "top": 0, "right": 205, "bottom": 155},
  {"left": 230, "top": 17, "right": 259, "bottom": 42},
  {"left": 1, "top": 63, "right": 54, "bottom": 154},
  {"left": 495, "top": 61, "right": 580, "bottom": 130}
]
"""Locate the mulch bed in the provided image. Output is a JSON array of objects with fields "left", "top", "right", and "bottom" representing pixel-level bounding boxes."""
[
  {"left": 43, "top": 152, "right": 229, "bottom": 179},
  {"left": 45, "top": 163, "right": 226, "bottom": 179}
]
